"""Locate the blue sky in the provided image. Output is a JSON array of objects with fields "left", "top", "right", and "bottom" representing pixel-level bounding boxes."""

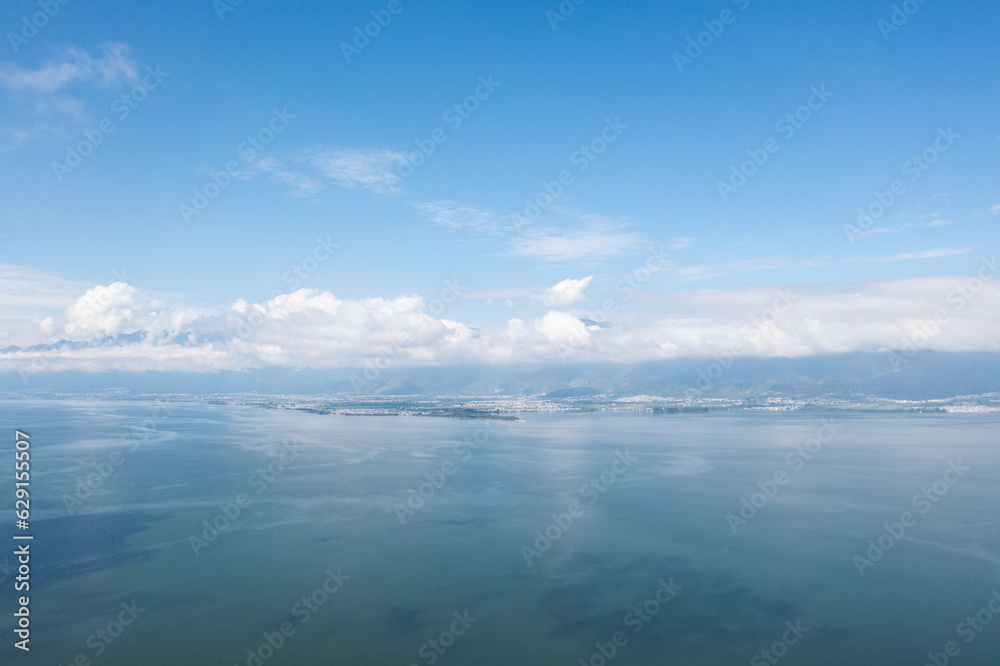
[{"left": 1, "top": 0, "right": 998, "bottom": 370}]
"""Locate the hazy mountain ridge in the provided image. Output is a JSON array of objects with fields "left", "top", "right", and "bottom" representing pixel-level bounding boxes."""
[{"left": 2, "top": 351, "right": 998, "bottom": 401}]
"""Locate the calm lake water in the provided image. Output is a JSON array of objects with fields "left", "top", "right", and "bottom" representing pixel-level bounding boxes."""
[{"left": 1, "top": 400, "right": 998, "bottom": 665}]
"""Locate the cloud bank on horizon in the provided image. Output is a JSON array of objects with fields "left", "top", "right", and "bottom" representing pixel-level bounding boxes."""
[{"left": 1, "top": 259, "right": 998, "bottom": 373}]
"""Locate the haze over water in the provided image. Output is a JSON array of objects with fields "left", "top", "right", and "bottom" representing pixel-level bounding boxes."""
[{"left": 2, "top": 400, "right": 998, "bottom": 665}]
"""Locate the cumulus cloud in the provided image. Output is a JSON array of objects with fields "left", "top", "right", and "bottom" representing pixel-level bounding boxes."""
[
  {"left": 2, "top": 263, "right": 1000, "bottom": 372},
  {"left": 57, "top": 282, "right": 203, "bottom": 341},
  {"left": 534, "top": 276, "right": 592, "bottom": 307},
  {"left": 468, "top": 277, "right": 593, "bottom": 308}
]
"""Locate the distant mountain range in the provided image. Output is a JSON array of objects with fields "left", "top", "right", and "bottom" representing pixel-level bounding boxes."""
[
  {"left": 2, "top": 351, "right": 999, "bottom": 400},
  {"left": 0, "top": 332, "right": 151, "bottom": 354}
]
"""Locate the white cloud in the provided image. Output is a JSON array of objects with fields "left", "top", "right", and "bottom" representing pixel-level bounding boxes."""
[
  {"left": 4, "top": 265, "right": 1000, "bottom": 372},
  {"left": 0, "top": 264, "right": 92, "bottom": 346},
  {"left": 853, "top": 226, "right": 905, "bottom": 240},
  {"left": 534, "top": 276, "right": 592, "bottom": 307},
  {"left": 511, "top": 216, "right": 643, "bottom": 261},
  {"left": 671, "top": 256, "right": 791, "bottom": 282},
  {"left": 991, "top": 204, "right": 1000, "bottom": 215},
  {"left": 58, "top": 282, "right": 203, "bottom": 341},
  {"left": 667, "top": 237, "right": 696, "bottom": 252},
  {"left": 853, "top": 218, "right": 958, "bottom": 241},
  {"left": 413, "top": 200, "right": 500, "bottom": 231},
  {"left": 0, "top": 121, "right": 61, "bottom": 150},
  {"left": 236, "top": 157, "right": 325, "bottom": 197},
  {"left": 0, "top": 43, "right": 138, "bottom": 93},
  {"left": 309, "top": 148, "right": 408, "bottom": 195},
  {"left": 0, "top": 44, "right": 142, "bottom": 148},
  {"left": 869, "top": 247, "right": 973, "bottom": 262},
  {"left": 468, "top": 277, "right": 593, "bottom": 308},
  {"left": 63, "top": 282, "right": 142, "bottom": 338},
  {"left": 268, "top": 169, "right": 325, "bottom": 198}
]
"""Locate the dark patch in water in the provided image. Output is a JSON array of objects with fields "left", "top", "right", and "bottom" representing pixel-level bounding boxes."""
[
  {"left": 383, "top": 604, "right": 430, "bottom": 634},
  {"left": 33, "top": 511, "right": 162, "bottom": 585}
]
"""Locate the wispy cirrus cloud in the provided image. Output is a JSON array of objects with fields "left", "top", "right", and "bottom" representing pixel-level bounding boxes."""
[
  {"left": 0, "top": 43, "right": 142, "bottom": 149},
  {"left": 0, "top": 263, "right": 93, "bottom": 346},
  {"left": 412, "top": 200, "right": 501, "bottom": 232},
  {"left": 412, "top": 201, "right": 659, "bottom": 264},
  {"left": 232, "top": 156, "right": 325, "bottom": 198},
  {"left": 869, "top": 247, "right": 974, "bottom": 262},
  {"left": 0, "top": 43, "right": 138, "bottom": 93},
  {"left": 670, "top": 256, "right": 792, "bottom": 282},
  {"left": 667, "top": 237, "right": 696, "bottom": 252},
  {"left": 853, "top": 218, "right": 956, "bottom": 240},
  {"left": 511, "top": 215, "right": 643, "bottom": 262},
  {"left": 238, "top": 150, "right": 666, "bottom": 270},
  {"left": 309, "top": 147, "right": 408, "bottom": 195}
]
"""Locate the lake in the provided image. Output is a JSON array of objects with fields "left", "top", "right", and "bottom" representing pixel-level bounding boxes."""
[{"left": 1, "top": 400, "right": 998, "bottom": 665}]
